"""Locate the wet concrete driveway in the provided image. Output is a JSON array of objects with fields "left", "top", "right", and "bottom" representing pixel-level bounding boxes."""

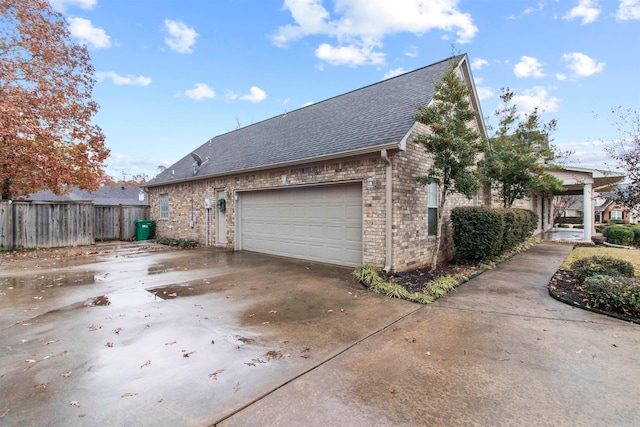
[
  {"left": 0, "top": 242, "right": 417, "bottom": 426},
  {"left": 1, "top": 242, "right": 639, "bottom": 426}
]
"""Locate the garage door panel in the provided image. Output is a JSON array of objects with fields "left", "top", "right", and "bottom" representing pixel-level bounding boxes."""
[{"left": 240, "top": 184, "right": 362, "bottom": 267}]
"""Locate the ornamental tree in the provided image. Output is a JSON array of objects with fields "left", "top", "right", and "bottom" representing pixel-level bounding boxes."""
[
  {"left": 414, "top": 58, "right": 483, "bottom": 271},
  {"left": 0, "top": 0, "right": 109, "bottom": 200},
  {"left": 479, "top": 88, "right": 564, "bottom": 208}
]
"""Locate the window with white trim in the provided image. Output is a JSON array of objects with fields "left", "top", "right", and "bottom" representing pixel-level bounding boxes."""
[
  {"left": 427, "top": 182, "right": 438, "bottom": 236},
  {"left": 159, "top": 194, "right": 169, "bottom": 219},
  {"left": 610, "top": 210, "right": 622, "bottom": 221}
]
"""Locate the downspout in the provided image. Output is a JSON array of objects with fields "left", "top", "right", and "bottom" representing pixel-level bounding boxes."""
[{"left": 381, "top": 149, "right": 393, "bottom": 274}]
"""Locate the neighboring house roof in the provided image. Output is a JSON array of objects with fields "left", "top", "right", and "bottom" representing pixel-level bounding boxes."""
[
  {"left": 22, "top": 186, "right": 148, "bottom": 206},
  {"left": 147, "top": 54, "right": 483, "bottom": 187}
]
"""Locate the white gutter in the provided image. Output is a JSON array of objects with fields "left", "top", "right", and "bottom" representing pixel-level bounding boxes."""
[{"left": 381, "top": 149, "right": 393, "bottom": 274}]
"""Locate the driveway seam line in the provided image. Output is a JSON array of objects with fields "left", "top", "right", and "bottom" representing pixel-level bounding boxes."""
[{"left": 212, "top": 302, "right": 424, "bottom": 426}]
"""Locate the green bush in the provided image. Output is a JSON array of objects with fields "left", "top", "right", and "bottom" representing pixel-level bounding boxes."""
[
  {"left": 571, "top": 255, "right": 635, "bottom": 284},
  {"left": 595, "top": 224, "right": 607, "bottom": 233},
  {"left": 609, "top": 219, "right": 624, "bottom": 225},
  {"left": 604, "top": 226, "right": 634, "bottom": 245},
  {"left": 573, "top": 224, "right": 584, "bottom": 229},
  {"left": 556, "top": 223, "right": 571, "bottom": 228},
  {"left": 451, "top": 207, "right": 504, "bottom": 264},
  {"left": 156, "top": 237, "right": 198, "bottom": 248},
  {"left": 502, "top": 209, "right": 538, "bottom": 251},
  {"left": 583, "top": 275, "right": 640, "bottom": 314},
  {"left": 630, "top": 225, "right": 640, "bottom": 247},
  {"left": 451, "top": 207, "right": 537, "bottom": 264}
]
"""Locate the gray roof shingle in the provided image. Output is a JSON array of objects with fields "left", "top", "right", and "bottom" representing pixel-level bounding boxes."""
[
  {"left": 148, "top": 55, "right": 462, "bottom": 187},
  {"left": 23, "top": 186, "right": 148, "bottom": 206}
]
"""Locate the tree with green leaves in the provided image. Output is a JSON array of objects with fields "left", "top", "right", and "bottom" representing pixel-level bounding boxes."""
[
  {"left": 414, "top": 58, "right": 483, "bottom": 271},
  {"left": 605, "top": 107, "right": 639, "bottom": 214},
  {"left": 479, "top": 88, "right": 564, "bottom": 208}
]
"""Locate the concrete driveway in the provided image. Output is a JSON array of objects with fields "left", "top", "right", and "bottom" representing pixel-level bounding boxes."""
[
  {"left": 0, "top": 243, "right": 417, "bottom": 426},
  {"left": 1, "top": 242, "right": 639, "bottom": 426}
]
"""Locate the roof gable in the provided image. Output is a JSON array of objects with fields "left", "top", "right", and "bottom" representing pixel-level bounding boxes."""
[{"left": 148, "top": 54, "right": 479, "bottom": 187}]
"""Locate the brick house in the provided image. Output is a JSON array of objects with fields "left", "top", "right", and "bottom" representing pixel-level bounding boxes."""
[{"left": 144, "top": 55, "right": 487, "bottom": 271}]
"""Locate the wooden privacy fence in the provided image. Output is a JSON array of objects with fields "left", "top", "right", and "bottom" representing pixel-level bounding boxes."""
[
  {"left": 0, "top": 201, "right": 149, "bottom": 251},
  {"left": 94, "top": 205, "right": 149, "bottom": 241}
]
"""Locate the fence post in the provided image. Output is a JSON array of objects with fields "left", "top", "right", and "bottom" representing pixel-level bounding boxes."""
[{"left": 0, "top": 201, "right": 14, "bottom": 251}]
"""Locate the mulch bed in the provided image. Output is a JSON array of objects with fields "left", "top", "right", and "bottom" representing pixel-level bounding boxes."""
[
  {"left": 548, "top": 269, "right": 640, "bottom": 324},
  {"left": 390, "top": 264, "right": 469, "bottom": 293}
]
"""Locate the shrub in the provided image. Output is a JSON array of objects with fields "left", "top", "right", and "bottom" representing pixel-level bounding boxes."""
[
  {"left": 571, "top": 255, "right": 635, "bottom": 284},
  {"left": 630, "top": 225, "right": 640, "bottom": 247},
  {"left": 557, "top": 223, "right": 571, "bottom": 228},
  {"left": 583, "top": 275, "right": 640, "bottom": 315},
  {"left": 604, "top": 226, "right": 634, "bottom": 246},
  {"left": 595, "top": 224, "right": 607, "bottom": 233},
  {"left": 156, "top": 237, "right": 198, "bottom": 248},
  {"left": 502, "top": 208, "right": 538, "bottom": 251},
  {"left": 573, "top": 224, "right": 584, "bottom": 229},
  {"left": 451, "top": 207, "right": 504, "bottom": 264}
]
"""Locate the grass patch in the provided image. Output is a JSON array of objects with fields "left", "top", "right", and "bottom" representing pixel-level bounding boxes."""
[{"left": 562, "top": 246, "right": 640, "bottom": 272}]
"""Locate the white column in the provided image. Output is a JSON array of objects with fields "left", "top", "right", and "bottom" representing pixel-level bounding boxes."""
[{"left": 583, "top": 181, "right": 593, "bottom": 242}]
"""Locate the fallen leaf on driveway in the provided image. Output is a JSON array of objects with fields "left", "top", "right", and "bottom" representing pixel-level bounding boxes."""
[
  {"left": 183, "top": 351, "right": 195, "bottom": 358},
  {"left": 70, "top": 401, "right": 80, "bottom": 407},
  {"left": 105, "top": 342, "right": 114, "bottom": 348},
  {"left": 234, "top": 382, "right": 240, "bottom": 393},
  {"left": 209, "top": 369, "right": 224, "bottom": 380},
  {"left": 165, "top": 341, "right": 176, "bottom": 346},
  {"left": 45, "top": 340, "right": 59, "bottom": 345},
  {"left": 61, "top": 372, "right": 72, "bottom": 377},
  {"left": 121, "top": 392, "right": 138, "bottom": 398},
  {"left": 88, "top": 324, "right": 101, "bottom": 332},
  {"left": 140, "top": 360, "right": 151, "bottom": 368},
  {"left": 25, "top": 359, "right": 36, "bottom": 363},
  {"left": 269, "top": 310, "right": 277, "bottom": 314}
]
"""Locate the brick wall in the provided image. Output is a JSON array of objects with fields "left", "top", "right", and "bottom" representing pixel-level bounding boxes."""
[
  {"left": 149, "top": 153, "right": 388, "bottom": 267},
  {"left": 390, "top": 123, "right": 478, "bottom": 271}
]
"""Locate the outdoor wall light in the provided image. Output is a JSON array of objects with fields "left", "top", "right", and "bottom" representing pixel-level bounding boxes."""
[{"left": 366, "top": 176, "right": 377, "bottom": 189}]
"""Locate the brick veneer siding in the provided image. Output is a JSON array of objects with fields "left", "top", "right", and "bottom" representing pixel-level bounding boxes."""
[
  {"left": 149, "top": 127, "right": 483, "bottom": 272},
  {"left": 149, "top": 153, "right": 388, "bottom": 268},
  {"left": 390, "top": 123, "right": 479, "bottom": 271}
]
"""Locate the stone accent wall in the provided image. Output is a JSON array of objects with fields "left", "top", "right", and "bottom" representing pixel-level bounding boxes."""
[{"left": 148, "top": 153, "right": 388, "bottom": 267}]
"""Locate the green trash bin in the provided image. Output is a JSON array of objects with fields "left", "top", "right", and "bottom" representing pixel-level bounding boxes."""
[{"left": 134, "top": 220, "right": 155, "bottom": 241}]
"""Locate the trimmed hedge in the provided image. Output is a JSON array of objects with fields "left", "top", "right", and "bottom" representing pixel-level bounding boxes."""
[
  {"left": 604, "top": 226, "right": 635, "bottom": 246},
  {"left": 631, "top": 225, "right": 640, "bottom": 247},
  {"left": 451, "top": 207, "right": 537, "bottom": 264},
  {"left": 156, "top": 237, "right": 199, "bottom": 248},
  {"left": 571, "top": 255, "right": 635, "bottom": 284}
]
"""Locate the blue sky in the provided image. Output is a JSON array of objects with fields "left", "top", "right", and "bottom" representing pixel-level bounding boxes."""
[{"left": 50, "top": 0, "right": 640, "bottom": 180}]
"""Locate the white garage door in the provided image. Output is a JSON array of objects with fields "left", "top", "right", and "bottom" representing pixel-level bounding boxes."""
[{"left": 239, "top": 184, "right": 363, "bottom": 267}]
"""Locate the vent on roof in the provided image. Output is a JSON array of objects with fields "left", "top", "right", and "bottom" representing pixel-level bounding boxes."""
[{"left": 191, "top": 152, "right": 210, "bottom": 174}]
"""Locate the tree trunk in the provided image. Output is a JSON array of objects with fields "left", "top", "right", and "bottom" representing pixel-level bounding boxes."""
[{"left": 430, "top": 188, "right": 447, "bottom": 272}]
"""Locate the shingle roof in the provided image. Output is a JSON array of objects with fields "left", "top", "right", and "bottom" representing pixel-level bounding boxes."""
[
  {"left": 22, "top": 186, "right": 148, "bottom": 206},
  {"left": 147, "top": 55, "right": 464, "bottom": 187}
]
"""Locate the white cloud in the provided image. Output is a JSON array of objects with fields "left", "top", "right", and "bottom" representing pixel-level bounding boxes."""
[
  {"left": 476, "top": 86, "right": 494, "bottom": 101},
  {"left": 50, "top": 0, "right": 96, "bottom": 11},
  {"left": 184, "top": 83, "right": 215, "bottom": 100},
  {"left": 107, "top": 154, "right": 171, "bottom": 178},
  {"left": 302, "top": 101, "right": 314, "bottom": 107},
  {"left": 271, "top": 0, "right": 478, "bottom": 66},
  {"left": 616, "top": 0, "right": 640, "bottom": 20},
  {"left": 404, "top": 45, "right": 418, "bottom": 58},
  {"left": 562, "top": 52, "right": 605, "bottom": 76},
  {"left": 96, "top": 72, "right": 152, "bottom": 86},
  {"left": 511, "top": 86, "right": 561, "bottom": 114},
  {"left": 514, "top": 56, "right": 545, "bottom": 78},
  {"left": 523, "top": 2, "right": 545, "bottom": 14},
  {"left": 563, "top": 0, "right": 601, "bottom": 24},
  {"left": 383, "top": 68, "right": 407, "bottom": 79},
  {"left": 67, "top": 17, "right": 111, "bottom": 49},
  {"left": 556, "top": 73, "right": 567, "bottom": 81},
  {"left": 227, "top": 86, "right": 267, "bottom": 103},
  {"left": 164, "top": 19, "right": 198, "bottom": 54},
  {"left": 316, "top": 42, "right": 385, "bottom": 66},
  {"left": 471, "top": 58, "right": 488, "bottom": 70}
]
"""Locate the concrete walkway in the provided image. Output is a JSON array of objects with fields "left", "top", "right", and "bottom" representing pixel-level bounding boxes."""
[{"left": 219, "top": 243, "right": 640, "bottom": 426}]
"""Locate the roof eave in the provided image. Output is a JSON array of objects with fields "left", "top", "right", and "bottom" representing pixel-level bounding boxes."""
[{"left": 145, "top": 142, "right": 402, "bottom": 189}]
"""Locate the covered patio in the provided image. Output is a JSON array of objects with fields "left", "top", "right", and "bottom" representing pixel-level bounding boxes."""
[{"left": 548, "top": 166, "right": 625, "bottom": 243}]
